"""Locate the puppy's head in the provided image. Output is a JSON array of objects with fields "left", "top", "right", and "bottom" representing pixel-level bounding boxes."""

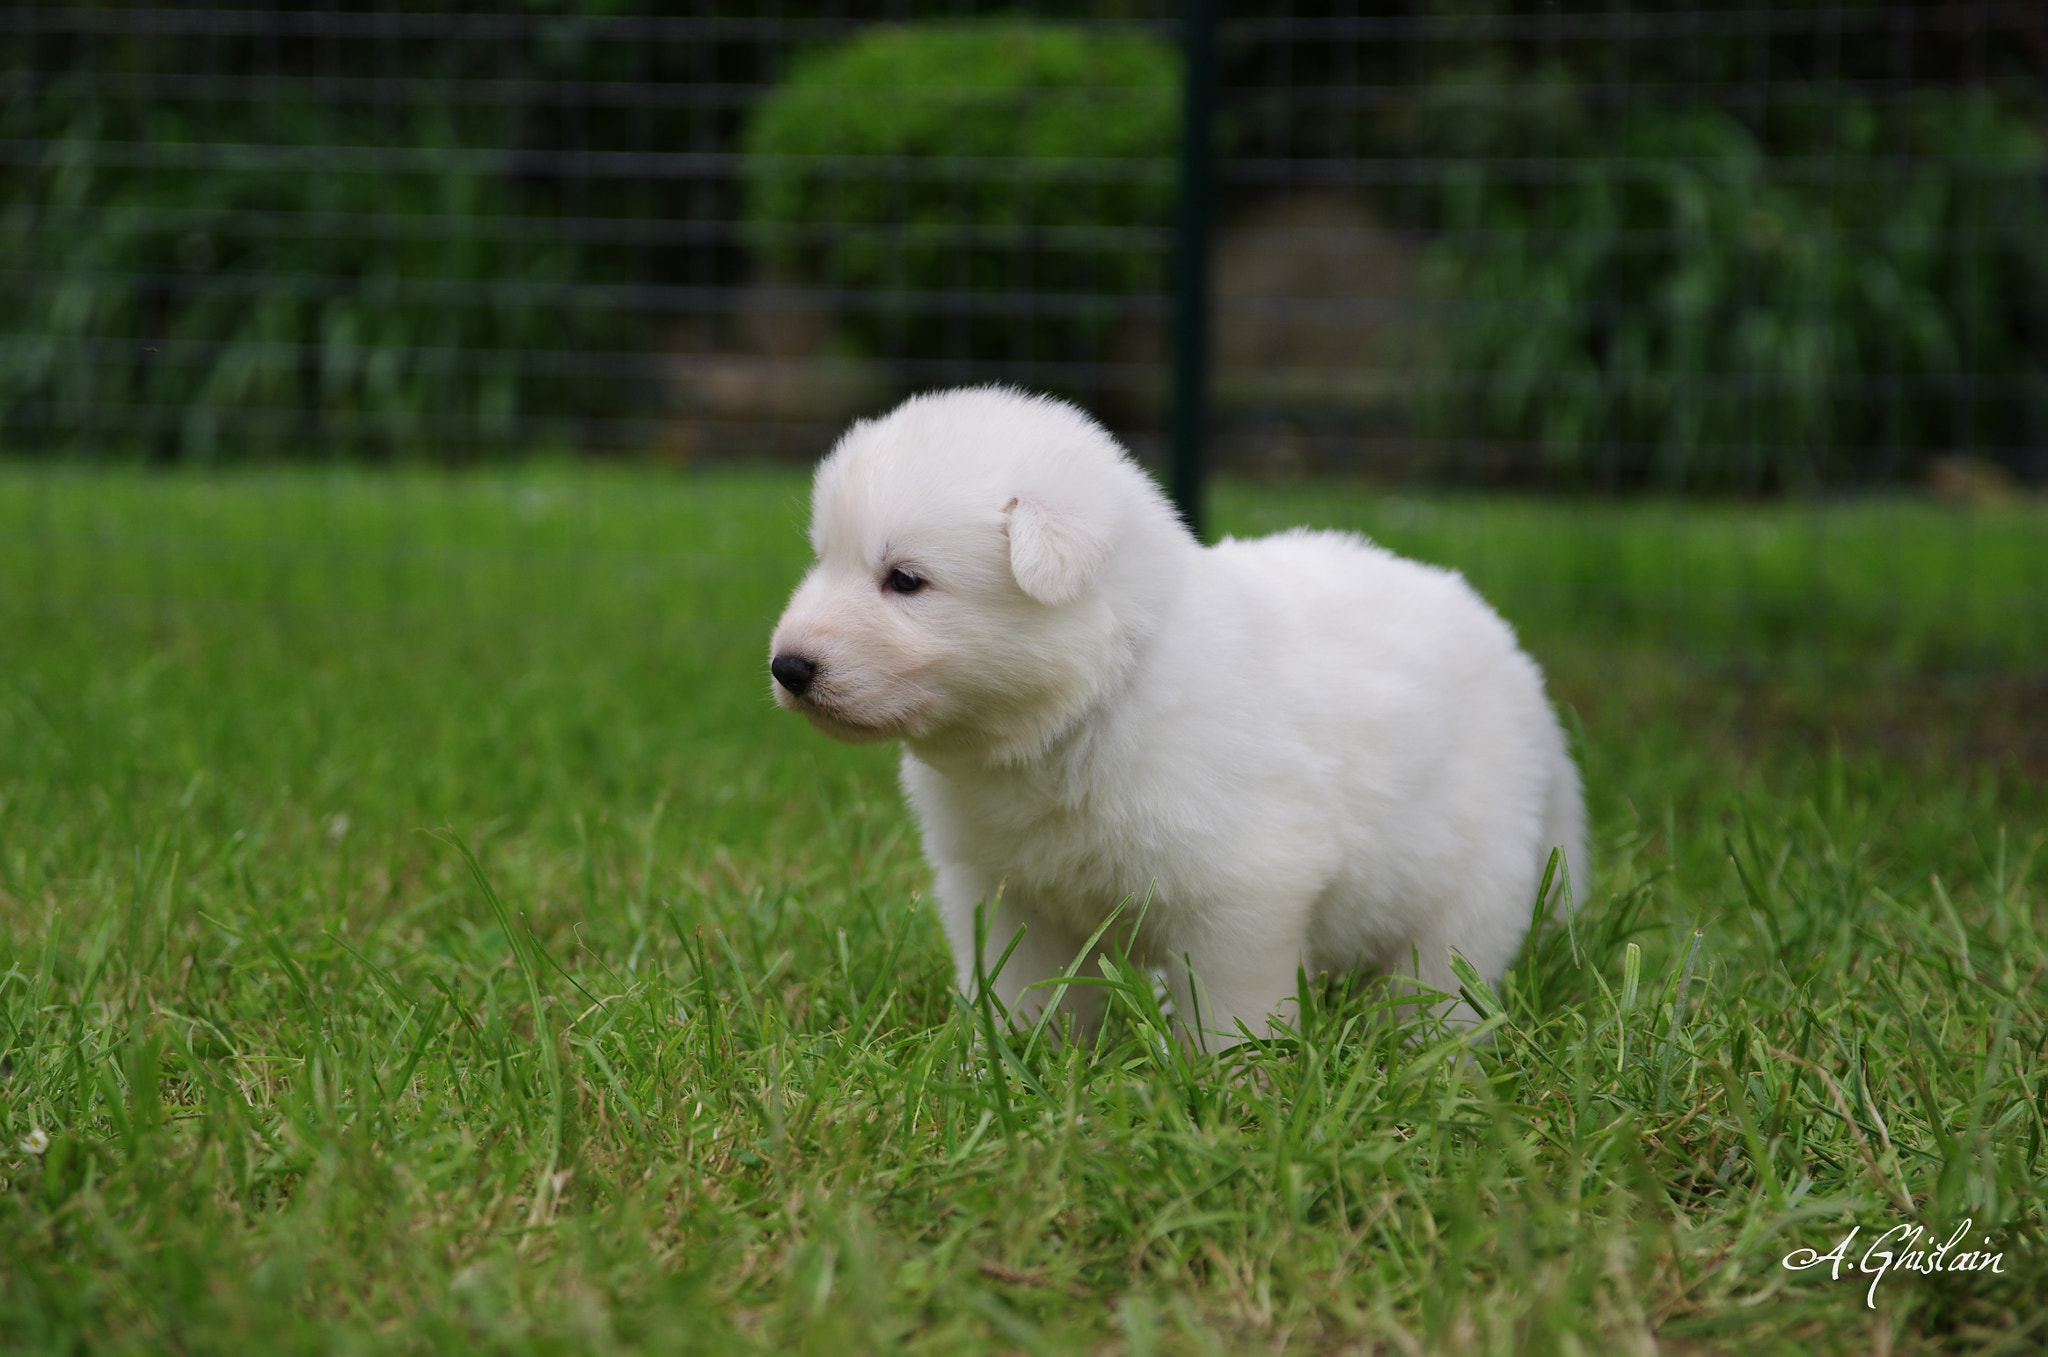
[{"left": 769, "top": 387, "right": 1182, "bottom": 760}]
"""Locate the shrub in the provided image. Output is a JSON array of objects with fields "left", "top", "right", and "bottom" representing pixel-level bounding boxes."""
[
  {"left": 1414, "top": 69, "right": 2048, "bottom": 490},
  {"left": 0, "top": 55, "right": 628, "bottom": 462},
  {"left": 742, "top": 22, "right": 1179, "bottom": 378}
]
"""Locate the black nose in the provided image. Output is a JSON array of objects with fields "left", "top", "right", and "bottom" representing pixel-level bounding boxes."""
[{"left": 771, "top": 653, "right": 817, "bottom": 697}]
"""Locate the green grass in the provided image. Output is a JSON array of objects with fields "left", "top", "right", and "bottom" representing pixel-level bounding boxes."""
[{"left": 1, "top": 465, "right": 2044, "bottom": 1354}]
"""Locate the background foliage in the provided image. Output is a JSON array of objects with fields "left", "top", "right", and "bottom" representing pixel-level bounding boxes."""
[
  {"left": 0, "top": 7, "right": 641, "bottom": 461},
  {"left": 3, "top": 104, "right": 604, "bottom": 463},
  {"left": 1412, "top": 72, "right": 2048, "bottom": 489},
  {"left": 742, "top": 22, "right": 1179, "bottom": 379},
  {"left": 3, "top": 1, "right": 2042, "bottom": 484}
]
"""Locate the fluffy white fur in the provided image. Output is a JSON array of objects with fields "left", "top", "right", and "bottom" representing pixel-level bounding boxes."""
[{"left": 770, "top": 387, "right": 1586, "bottom": 1046}]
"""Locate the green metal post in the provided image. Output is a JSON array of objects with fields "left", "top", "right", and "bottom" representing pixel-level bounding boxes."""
[{"left": 1170, "top": 0, "right": 1217, "bottom": 539}]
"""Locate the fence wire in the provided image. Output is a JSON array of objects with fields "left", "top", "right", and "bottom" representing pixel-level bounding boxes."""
[{"left": 5, "top": 1, "right": 2042, "bottom": 486}]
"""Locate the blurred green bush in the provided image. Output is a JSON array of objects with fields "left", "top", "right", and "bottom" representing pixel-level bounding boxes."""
[
  {"left": 742, "top": 22, "right": 1179, "bottom": 377},
  {"left": 1413, "top": 65, "right": 2048, "bottom": 489},
  {"left": 0, "top": 8, "right": 651, "bottom": 464},
  {"left": 1, "top": 106, "right": 610, "bottom": 462}
]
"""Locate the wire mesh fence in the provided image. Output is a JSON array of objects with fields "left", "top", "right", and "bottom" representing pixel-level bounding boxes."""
[
  {"left": 3, "top": 2, "right": 2045, "bottom": 718},
  {"left": 7, "top": 1, "right": 2043, "bottom": 482}
]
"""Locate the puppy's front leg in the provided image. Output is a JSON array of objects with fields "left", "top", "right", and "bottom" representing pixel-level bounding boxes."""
[
  {"left": 941, "top": 881, "right": 1108, "bottom": 1036},
  {"left": 1161, "top": 927, "right": 1308, "bottom": 1052}
]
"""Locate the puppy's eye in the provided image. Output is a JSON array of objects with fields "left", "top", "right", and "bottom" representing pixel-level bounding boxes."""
[{"left": 886, "top": 568, "right": 925, "bottom": 595}]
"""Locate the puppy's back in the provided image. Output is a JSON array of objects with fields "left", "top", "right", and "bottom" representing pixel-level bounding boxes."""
[
  {"left": 1210, "top": 527, "right": 1525, "bottom": 692},
  {"left": 1205, "top": 526, "right": 1585, "bottom": 911}
]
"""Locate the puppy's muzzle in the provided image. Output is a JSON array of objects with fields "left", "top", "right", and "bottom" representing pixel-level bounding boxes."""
[{"left": 771, "top": 653, "right": 818, "bottom": 697}]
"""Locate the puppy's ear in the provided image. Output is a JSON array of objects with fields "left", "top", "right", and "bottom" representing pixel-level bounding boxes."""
[{"left": 1005, "top": 496, "right": 1111, "bottom": 605}]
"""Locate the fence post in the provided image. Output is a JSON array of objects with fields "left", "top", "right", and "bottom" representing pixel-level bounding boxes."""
[{"left": 1170, "top": 0, "right": 1217, "bottom": 539}]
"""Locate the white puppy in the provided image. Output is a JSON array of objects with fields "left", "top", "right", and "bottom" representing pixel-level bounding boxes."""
[{"left": 770, "top": 387, "right": 1585, "bottom": 1046}]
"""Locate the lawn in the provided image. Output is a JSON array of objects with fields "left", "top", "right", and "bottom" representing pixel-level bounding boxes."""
[{"left": 1, "top": 465, "right": 2043, "bottom": 1354}]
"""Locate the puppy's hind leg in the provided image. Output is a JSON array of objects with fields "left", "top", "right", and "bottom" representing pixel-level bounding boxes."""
[{"left": 1384, "top": 917, "right": 1517, "bottom": 1037}]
